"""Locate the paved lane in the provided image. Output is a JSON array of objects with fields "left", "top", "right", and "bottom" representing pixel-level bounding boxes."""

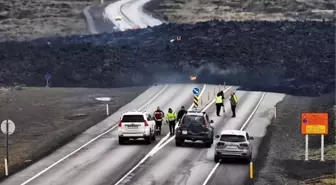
[
  {"left": 0, "top": 84, "right": 204, "bottom": 185},
  {"left": 117, "top": 89, "right": 269, "bottom": 185},
  {"left": 205, "top": 92, "right": 285, "bottom": 185}
]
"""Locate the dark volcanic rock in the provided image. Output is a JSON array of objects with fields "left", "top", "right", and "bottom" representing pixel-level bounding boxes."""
[{"left": 0, "top": 20, "right": 334, "bottom": 96}]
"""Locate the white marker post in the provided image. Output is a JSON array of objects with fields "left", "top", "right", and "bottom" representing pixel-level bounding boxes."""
[
  {"left": 95, "top": 97, "right": 112, "bottom": 116},
  {"left": 321, "top": 134, "right": 324, "bottom": 161},
  {"left": 1, "top": 119, "right": 15, "bottom": 175},
  {"left": 305, "top": 134, "right": 309, "bottom": 161},
  {"left": 274, "top": 107, "right": 277, "bottom": 118}
]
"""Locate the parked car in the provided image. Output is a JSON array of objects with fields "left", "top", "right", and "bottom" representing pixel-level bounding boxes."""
[
  {"left": 175, "top": 111, "right": 214, "bottom": 147},
  {"left": 118, "top": 111, "right": 156, "bottom": 144}
]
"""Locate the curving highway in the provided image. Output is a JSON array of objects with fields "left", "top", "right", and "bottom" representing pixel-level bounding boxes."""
[
  {"left": 105, "top": 0, "right": 162, "bottom": 31},
  {"left": 0, "top": 1, "right": 287, "bottom": 185}
]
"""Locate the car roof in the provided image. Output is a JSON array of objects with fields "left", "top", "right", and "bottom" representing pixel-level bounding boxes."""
[
  {"left": 220, "top": 130, "right": 246, "bottom": 136},
  {"left": 122, "top": 111, "right": 147, "bottom": 116},
  {"left": 186, "top": 111, "right": 206, "bottom": 116}
]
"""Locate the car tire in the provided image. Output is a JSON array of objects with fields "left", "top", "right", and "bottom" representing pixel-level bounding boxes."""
[
  {"left": 214, "top": 155, "right": 220, "bottom": 163},
  {"left": 119, "top": 137, "right": 124, "bottom": 145},
  {"left": 244, "top": 155, "right": 252, "bottom": 163},
  {"left": 145, "top": 136, "right": 151, "bottom": 144},
  {"left": 205, "top": 140, "right": 212, "bottom": 148},
  {"left": 151, "top": 132, "right": 156, "bottom": 141},
  {"left": 175, "top": 139, "right": 183, "bottom": 146}
]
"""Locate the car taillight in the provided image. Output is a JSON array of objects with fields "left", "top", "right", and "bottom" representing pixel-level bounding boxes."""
[
  {"left": 118, "top": 121, "right": 122, "bottom": 127},
  {"left": 204, "top": 122, "right": 209, "bottom": 126},
  {"left": 239, "top": 143, "right": 248, "bottom": 148},
  {"left": 144, "top": 121, "right": 149, "bottom": 126}
]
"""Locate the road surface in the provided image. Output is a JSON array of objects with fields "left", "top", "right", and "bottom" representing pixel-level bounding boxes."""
[
  {"left": 116, "top": 90, "right": 285, "bottom": 185},
  {"left": 105, "top": 0, "right": 162, "bottom": 31},
  {"left": 1, "top": 0, "right": 287, "bottom": 184},
  {"left": 0, "top": 84, "right": 213, "bottom": 185}
]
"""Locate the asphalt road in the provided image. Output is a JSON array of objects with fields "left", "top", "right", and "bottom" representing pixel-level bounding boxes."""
[
  {"left": 0, "top": 84, "right": 207, "bottom": 185},
  {"left": 115, "top": 91, "right": 285, "bottom": 185},
  {"left": 105, "top": 0, "right": 162, "bottom": 31}
]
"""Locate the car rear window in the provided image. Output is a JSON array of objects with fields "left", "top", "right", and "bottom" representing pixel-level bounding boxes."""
[
  {"left": 220, "top": 135, "right": 246, "bottom": 142},
  {"left": 122, "top": 115, "right": 144, "bottom": 122},
  {"left": 182, "top": 115, "right": 205, "bottom": 125}
]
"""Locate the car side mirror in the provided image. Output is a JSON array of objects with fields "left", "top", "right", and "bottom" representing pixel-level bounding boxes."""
[
  {"left": 249, "top": 137, "right": 254, "bottom": 140},
  {"left": 210, "top": 120, "right": 214, "bottom": 123},
  {"left": 215, "top": 135, "right": 220, "bottom": 138}
]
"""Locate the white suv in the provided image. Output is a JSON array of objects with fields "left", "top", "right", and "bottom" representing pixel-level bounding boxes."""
[{"left": 118, "top": 111, "right": 156, "bottom": 145}]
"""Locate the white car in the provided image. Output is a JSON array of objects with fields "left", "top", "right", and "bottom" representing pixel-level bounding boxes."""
[
  {"left": 214, "top": 130, "right": 254, "bottom": 163},
  {"left": 118, "top": 111, "right": 156, "bottom": 144}
]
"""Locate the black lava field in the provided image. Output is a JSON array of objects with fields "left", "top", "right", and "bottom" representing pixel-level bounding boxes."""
[{"left": 0, "top": 20, "right": 334, "bottom": 96}]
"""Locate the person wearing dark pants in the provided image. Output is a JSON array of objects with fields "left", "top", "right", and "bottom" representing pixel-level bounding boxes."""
[
  {"left": 215, "top": 95, "right": 223, "bottom": 116},
  {"left": 166, "top": 108, "right": 177, "bottom": 135},
  {"left": 153, "top": 107, "right": 165, "bottom": 135},
  {"left": 229, "top": 92, "right": 238, "bottom": 117}
]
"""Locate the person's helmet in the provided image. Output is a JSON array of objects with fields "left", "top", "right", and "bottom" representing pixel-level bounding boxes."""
[
  {"left": 157, "top": 106, "right": 160, "bottom": 110},
  {"left": 181, "top": 106, "right": 185, "bottom": 110}
]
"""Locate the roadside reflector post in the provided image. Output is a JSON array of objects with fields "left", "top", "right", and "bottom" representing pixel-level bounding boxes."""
[
  {"left": 249, "top": 162, "right": 253, "bottom": 178},
  {"left": 4, "top": 159, "right": 8, "bottom": 176},
  {"left": 301, "top": 113, "right": 328, "bottom": 162},
  {"left": 305, "top": 134, "right": 309, "bottom": 161},
  {"left": 321, "top": 134, "right": 324, "bottom": 161},
  {"left": 208, "top": 92, "right": 210, "bottom": 101},
  {"left": 193, "top": 95, "right": 199, "bottom": 109},
  {"left": 213, "top": 87, "right": 215, "bottom": 96},
  {"left": 106, "top": 104, "right": 109, "bottom": 116},
  {"left": 274, "top": 107, "right": 276, "bottom": 118},
  {"left": 224, "top": 81, "right": 226, "bottom": 91}
]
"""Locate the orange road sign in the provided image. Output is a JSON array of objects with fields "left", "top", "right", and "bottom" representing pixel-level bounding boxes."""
[{"left": 301, "top": 112, "right": 328, "bottom": 135}]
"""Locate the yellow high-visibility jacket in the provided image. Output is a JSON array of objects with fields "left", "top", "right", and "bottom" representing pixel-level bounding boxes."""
[{"left": 166, "top": 112, "right": 177, "bottom": 121}]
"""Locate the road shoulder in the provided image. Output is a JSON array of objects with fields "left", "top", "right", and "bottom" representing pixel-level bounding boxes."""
[{"left": 246, "top": 93, "right": 335, "bottom": 185}]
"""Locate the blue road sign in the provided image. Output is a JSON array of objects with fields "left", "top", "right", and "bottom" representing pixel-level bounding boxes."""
[
  {"left": 45, "top": 73, "right": 51, "bottom": 80},
  {"left": 193, "top": 87, "right": 200, "bottom": 95}
]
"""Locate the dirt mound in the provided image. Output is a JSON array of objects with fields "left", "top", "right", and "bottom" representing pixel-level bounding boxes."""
[{"left": 0, "top": 20, "right": 335, "bottom": 96}]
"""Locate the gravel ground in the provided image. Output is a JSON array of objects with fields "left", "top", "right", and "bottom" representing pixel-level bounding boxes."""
[
  {"left": 0, "top": 86, "right": 146, "bottom": 179},
  {"left": 144, "top": 0, "right": 335, "bottom": 23},
  {"left": 246, "top": 93, "right": 336, "bottom": 185},
  {"left": 0, "top": 0, "right": 92, "bottom": 42}
]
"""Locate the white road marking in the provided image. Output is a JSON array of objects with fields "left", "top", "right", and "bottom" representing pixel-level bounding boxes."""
[
  {"left": 201, "top": 92, "right": 266, "bottom": 185},
  {"left": 114, "top": 84, "right": 207, "bottom": 185},
  {"left": 20, "top": 85, "right": 169, "bottom": 185}
]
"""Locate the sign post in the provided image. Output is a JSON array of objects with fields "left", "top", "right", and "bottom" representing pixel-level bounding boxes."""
[
  {"left": 1, "top": 119, "right": 15, "bottom": 175},
  {"left": 95, "top": 97, "right": 112, "bottom": 116},
  {"left": 44, "top": 73, "right": 52, "bottom": 87},
  {"left": 301, "top": 112, "right": 328, "bottom": 161},
  {"left": 192, "top": 87, "right": 200, "bottom": 109}
]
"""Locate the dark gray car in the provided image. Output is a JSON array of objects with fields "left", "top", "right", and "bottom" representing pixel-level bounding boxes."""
[{"left": 175, "top": 111, "right": 214, "bottom": 147}]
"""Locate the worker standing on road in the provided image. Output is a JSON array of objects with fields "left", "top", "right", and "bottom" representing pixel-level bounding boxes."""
[
  {"left": 217, "top": 91, "right": 225, "bottom": 113},
  {"left": 153, "top": 107, "right": 165, "bottom": 135},
  {"left": 177, "top": 106, "right": 187, "bottom": 122},
  {"left": 229, "top": 92, "right": 238, "bottom": 117},
  {"left": 215, "top": 94, "right": 223, "bottom": 116},
  {"left": 166, "top": 108, "right": 177, "bottom": 136}
]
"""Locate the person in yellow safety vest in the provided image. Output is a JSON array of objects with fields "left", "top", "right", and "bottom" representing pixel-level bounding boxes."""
[
  {"left": 215, "top": 95, "right": 223, "bottom": 116},
  {"left": 229, "top": 92, "right": 238, "bottom": 117},
  {"left": 166, "top": 108, "right": 177, "bottom": 136}
]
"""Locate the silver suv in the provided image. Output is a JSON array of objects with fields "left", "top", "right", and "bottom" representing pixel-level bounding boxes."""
[{"left": 214, "top": 130, "right": 254, "bottom": 163}]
